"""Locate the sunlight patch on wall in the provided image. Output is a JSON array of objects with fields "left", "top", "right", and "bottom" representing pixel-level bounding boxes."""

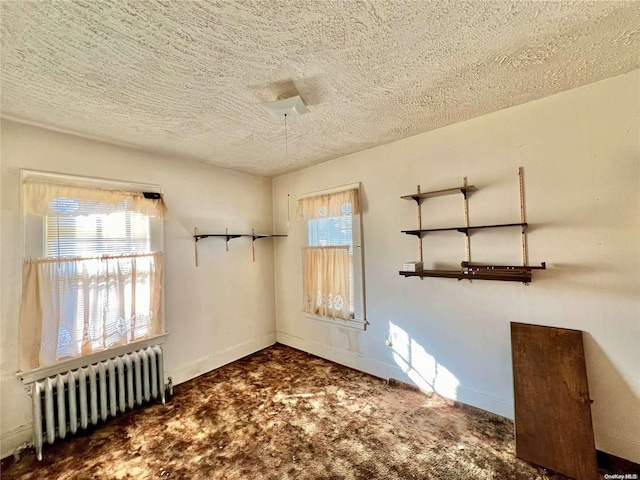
[{"left": 388, "top": 321, "right": 459, "bottom": 398}]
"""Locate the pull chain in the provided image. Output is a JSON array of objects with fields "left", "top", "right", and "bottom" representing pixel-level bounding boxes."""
[{"left": 285, "top": 113, "right": 290, "bottom": 229}]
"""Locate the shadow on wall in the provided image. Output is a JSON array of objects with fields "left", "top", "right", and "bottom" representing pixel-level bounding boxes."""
[
  {"left": 582, "top": 332, "right": 640, "bottom": 462},
  {"left": 387, "top": 321, "right": 460, "bottom": 399}
]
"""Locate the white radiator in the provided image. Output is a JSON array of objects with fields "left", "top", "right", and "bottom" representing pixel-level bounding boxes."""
[{"left": 30, "top": 345, "right": 165, "bottom": 460}]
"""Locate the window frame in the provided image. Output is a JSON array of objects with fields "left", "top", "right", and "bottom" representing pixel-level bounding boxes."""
[
  {"left": 300, "top": 182, "right": 367, "bottom": 331},
  {"left": 18, "top": 169, "right": 166, "bottom": 379}
]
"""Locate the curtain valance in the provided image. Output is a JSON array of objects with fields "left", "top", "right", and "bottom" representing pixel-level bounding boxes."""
[
  {"left": 23, "top": 180, "right": 168, "bottom": 219},
  {"left": 296, "top": 188, "right": 360, "bottom": 221}
]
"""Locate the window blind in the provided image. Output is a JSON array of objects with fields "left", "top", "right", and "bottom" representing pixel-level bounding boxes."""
[{"left": 46, "top": 208, "right": 150, "bottom": 257}]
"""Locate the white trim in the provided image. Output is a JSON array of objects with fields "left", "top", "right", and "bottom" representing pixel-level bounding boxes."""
[
  {"left": 353, "top": 203, "right": 366, "bottom": 321},
  {"left": 16, "top": 333, "right": 169, "bottom": 384},
  {"left": 304, "top": 313, "right": 367, "bottom": 331},
  {"left": 277, "top": 331, "right": 403, "bottom": 381},
  {"left": 1, "top": 424, "right": 33, "bottom": 460},
  {"left": 596, "top": 431, "right": 640, "bottom": 464},
  {"left": 455, "top": 386, "right": 514, "bottom": 419},
  {"left": 167, "top": 333, "right": 276, "bottom": 386}
]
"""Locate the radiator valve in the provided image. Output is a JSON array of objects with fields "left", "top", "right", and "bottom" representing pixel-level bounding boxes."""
[
  {"left": 13, "top": 442, "right": 30, "bottom": 462},
  {"left": 165, "top": 377, "right": 174, "bottom": 399}
]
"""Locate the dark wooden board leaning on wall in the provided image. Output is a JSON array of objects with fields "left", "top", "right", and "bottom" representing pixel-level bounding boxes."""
[{"left": 511, "top": 322, "right": 598, "bottom": 480}]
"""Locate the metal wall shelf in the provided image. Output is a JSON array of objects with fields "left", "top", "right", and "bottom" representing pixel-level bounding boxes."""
[
  {"left": 194, "top": 233, "right": 287, "bottom": 242},
  {"left": 193, "top": 228, "right": 287, "bottom": 266}
]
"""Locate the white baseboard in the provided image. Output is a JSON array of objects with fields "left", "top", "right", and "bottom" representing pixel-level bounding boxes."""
[
  {"left": 277, "top": 331, "right": 405, "bottom": 381},
  {"left": 597, "top": 431, "right": 640, "bottom": 465},
  {"left": 1, "top": 424, "right": 32, "bottom": 460},
  {"left": 168, "top": 333, "right": 277, "bottom": 386},
  {"left": 455, "top": 386, "right": 514, "bottom": 419},
  {"left": 277, "top": 331, "right": 514, "bottom": 419}
]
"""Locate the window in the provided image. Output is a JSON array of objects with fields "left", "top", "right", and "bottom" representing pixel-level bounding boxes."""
[
  {"left": 19, "top": 173, "right": 167, "bottom": 372},
  {"left": 297, "top": 185, "right": 366, "bottom": 329},
  {"left": 307, "top": 205, "right": 354, "bottom": 314}
]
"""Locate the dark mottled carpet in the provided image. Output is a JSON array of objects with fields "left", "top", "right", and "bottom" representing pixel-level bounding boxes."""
[{"left": 0, "top": 344, "right": 598, "bottom": 479}]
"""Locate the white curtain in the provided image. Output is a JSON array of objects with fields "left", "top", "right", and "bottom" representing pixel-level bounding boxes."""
[
  {"left": 19, "top": 253, "right": 163, "bottom": 371},
  {"left": 302, "top": 246, "right": 351, "bottom": 320}
]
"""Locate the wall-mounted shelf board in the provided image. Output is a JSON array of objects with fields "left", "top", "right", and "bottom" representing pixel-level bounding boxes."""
[
  {"left": 401, "top": 185, "right": 477, "bottom": 202},
  {"left": 194, "top": 233, "right": 241, "bottom": 242},
  {"left": 399, "top": 269, "right": 532, "bottom": 283},
  {"left": 461, "top": 261, "right": 546, "bottom": 271},
  {"left": 402, "top": 222, "right": 528, "bottom": 237},
  {"left": 399, "top": 261, "right": 545, "bottom": 283},
  {"left": 252, "top": 234, "right": 288, "bottom": 239}
]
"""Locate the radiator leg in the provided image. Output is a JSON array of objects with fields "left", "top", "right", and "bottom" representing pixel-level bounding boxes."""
[
  {"left": 68, "top": 371, "right": 78, "bottom": 435},
  {"left": 140, "top": 349, "right": 150, "bottom": 403},
  {"left": 32, "top": 382, "right": 43, "bottom": 461},
  {"left": 133, "top": 351, "right": 142, "bottom": 406},
  {"left": 116, "top": 356, "right": 126, "bottom": 413},
  {"left": 56, "top": 375, "right": 67, "bottom": 440},
  {"left": 125, "top": 355, "right": 134, "bottom": 409},
  {"left": 98, "top": 362, "right": 108, "bottom": 422},
  {"left": 89, "top": 365, "right": 98, "bottom": 426},
  {"left": 108, "top": 360, "right": 117, "bottom": 418},
  {"left": 79, "top": 368, "right": 88, "bottom": 430},
  {"left": 148, "top": 347, "right": 158, "bottom": 399},
  {"left": 153, "top": 345, "right": 165, "bottom": 404},
  {"left": 44, "top": 378, "right": 55, "bottom": 445}
]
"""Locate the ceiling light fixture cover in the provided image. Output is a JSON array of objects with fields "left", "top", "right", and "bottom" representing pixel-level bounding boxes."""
[{"left": 260, "top": 95, "right": 310, "bottom": 120}]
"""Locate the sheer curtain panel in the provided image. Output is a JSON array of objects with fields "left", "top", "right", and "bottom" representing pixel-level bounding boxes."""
[
  {"left": 19, "top": 253, "right": 163, "bottom": 371},
  {"left": 302, "top": 246, "right": 352, "bottom": 320}
]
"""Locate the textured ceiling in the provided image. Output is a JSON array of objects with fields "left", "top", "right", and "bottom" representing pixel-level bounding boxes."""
[{"left": 1, "top": 1, "right": 639, "bottom": 177}]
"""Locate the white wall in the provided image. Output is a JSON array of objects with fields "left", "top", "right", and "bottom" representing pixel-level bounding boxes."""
[
  {"left": 273, "top": 70, "right": 640, "bottom": 463},
  {"left": 0, "top": 120, "right": 277, "bottom": 457}
]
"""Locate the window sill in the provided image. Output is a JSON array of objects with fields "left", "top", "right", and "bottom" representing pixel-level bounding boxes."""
[
  {"left": 16, "top": 332, "right": 169, "bottom": 385},
  {"left": 304, "top": 313, "right": 368, "bottom": 331}
]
